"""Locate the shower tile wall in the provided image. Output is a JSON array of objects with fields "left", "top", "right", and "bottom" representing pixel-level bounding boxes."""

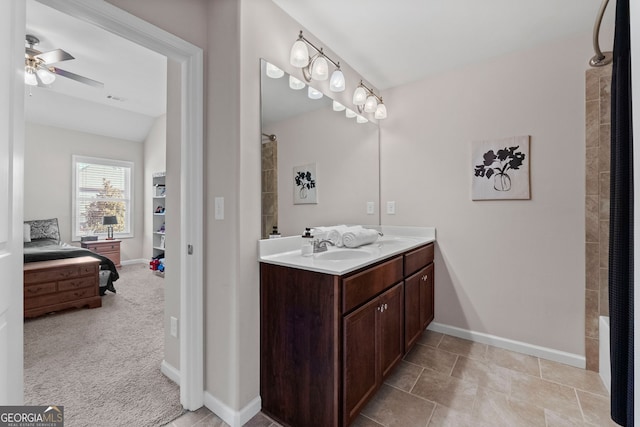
[
  {"left": 585, "top": 65, "right": 611, "bottom": 371},
  {"left": 262, "top": 140, "right": 278, "bottom": 239}
]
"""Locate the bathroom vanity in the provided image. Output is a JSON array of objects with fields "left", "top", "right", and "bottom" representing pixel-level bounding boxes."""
[{"left": 259, "top": 227, "right": 435, "bottom": 427}]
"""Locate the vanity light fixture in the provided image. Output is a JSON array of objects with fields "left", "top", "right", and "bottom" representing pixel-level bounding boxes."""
[
  {"left": 356, "top": 115, "right": 369, "bottom": 124},
  {"left": 353, "top": 80, "right": 387, "bottom": 119},
  {"left": 307, "top": 86, "right": 323, "bottom": 100},
  {"left": 332, "top": 100, "right": 346, "bottom": 112},
  {"left": 290, "top": 30, "right": 345, "bottom": 93},
  {"left": 345, "top": 108, "right": 356, "bottom": 118}
]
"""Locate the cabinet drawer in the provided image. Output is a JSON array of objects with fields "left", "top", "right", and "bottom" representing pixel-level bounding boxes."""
[
  {"left": 25, "top": 266, "right": 81, "bottom": 284},
  {"left": 342, "top": 256, "right": 403, "bottom": 314},
  {"left": 24, "top": 282, "right": 56, "bottom": 297},
  {"left": 404, "top": 244, "right": 434, "bottom": 276},
  {"left": 58, "top": 276, "right": 97, "bottom": 292},
  {"left": 85, "top": 244, "right": 119, "bottom": 253},
  {"left": 25, "top": 287, "right": 97, "bottom": 309}
]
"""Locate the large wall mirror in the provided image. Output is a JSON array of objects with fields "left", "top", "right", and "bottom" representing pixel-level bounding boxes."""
[{"left": 260, "top": 59, "right": 380, "bottom": 238}]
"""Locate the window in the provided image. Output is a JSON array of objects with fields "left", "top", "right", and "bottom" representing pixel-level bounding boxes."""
[{"left": 72, "top": 155, "right": 134, "bottom": 240}]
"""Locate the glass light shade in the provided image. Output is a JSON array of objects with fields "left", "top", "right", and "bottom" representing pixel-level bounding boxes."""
[
  {"left": 374, "top": 103, "right": 388, "bottom": 119},
  {"left": 289, "top": 75, "right": 305, "bottom": 90},
  {"left": 24, "top": 67, "right": 37, "bottom": 86},
  {"left": 310, "top": 55, "right": 329, "bottom": 80},
  {"left": 329, "top": 69, "right": 345, "bottom": 92},
  {"left": 307, "top": 86, "right": 323, "bottom": 100},
  {"left": 352, "top": 86, "right": 367, "bottom": 105},
  {"left": 265, "top": 62, "right": 284, "bottom": 79},
  {"left": 345, "top": 108, "right": 356, "bottom": 118},
  {"left": 332, "top": 100, "right": 346, "bottom": 111},
  {"left": 364, "top": 95, "right": 378, "bottom": 113},
  {"left": 36, "top": 67, "right": 56, "bottom": 85},
  {"left": 290, "top": 40, "right": 309, "bottom": 67},
  {"left": 356, "top": 115, "right": 369, "bottom": 124}
]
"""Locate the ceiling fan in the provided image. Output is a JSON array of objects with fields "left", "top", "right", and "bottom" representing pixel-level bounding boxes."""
[{"left": 24, "top": 34, "right": 104, "bottom": 89}]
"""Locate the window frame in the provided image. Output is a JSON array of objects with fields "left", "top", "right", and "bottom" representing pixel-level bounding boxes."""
[{"left": 71, "top": 155, "right": 134, "bottom": 241}]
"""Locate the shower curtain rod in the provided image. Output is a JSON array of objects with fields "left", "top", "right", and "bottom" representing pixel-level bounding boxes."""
[{"left": 590, "top": 0, "right": 613, "bottom": 66}]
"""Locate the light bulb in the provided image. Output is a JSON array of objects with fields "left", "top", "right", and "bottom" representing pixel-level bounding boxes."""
[
  {"left": 310, "top": 55, "right": 329, "bottom": 80},
  {"left": 345, "top": 108, "right": 356, "bottom": 118},
  {"left": 289, "top": 75, "right": 305, "bottom": 90},
  {"left": 24, "top": 67, "right": 37, "bottom": 86},
  {"left": 352, "top": 86, "right": 367, "bottom": 105},
  {"left": 375, "top": 103, "right": 387, "bottom": 119},
  {"left": 356, "top": 115, "right": 368, "bottom": 124},
  {"left": 332, "top": 100, "right": 345, "bottom": 111},
  {"left": 364, "top": 95, "right": 378, "bottom": 113},
  {"left": 329, "top": 69, "right": 345, "bottom": 92},
  {"left": 36, "top": 67, "right": 56, "bottom": 85},
  {"left": 265, "top": 62, "right": 284, "bottom": 78},
  {"left": 290, "top": 39, "right": 309, "bottom": 67},
  {"left": 307, "top": 86, "right": 323, "bottom": 100}
]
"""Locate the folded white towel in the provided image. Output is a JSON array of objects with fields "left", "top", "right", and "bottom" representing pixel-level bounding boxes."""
[
  {"left": 342, "top": 227, "right": 379, "bottom": 248},
  {"left": 314, "top": 225, "right": 353, "bottom": 247}
]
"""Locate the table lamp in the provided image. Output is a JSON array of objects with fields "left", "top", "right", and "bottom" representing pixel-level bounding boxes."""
[{"left": 102, "top": 216, "right": 118, "bottom": 240}]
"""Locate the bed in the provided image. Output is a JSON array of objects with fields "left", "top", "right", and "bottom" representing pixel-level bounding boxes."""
[{"left": 23, "top": 218, "right": 119, "bottom": 295}]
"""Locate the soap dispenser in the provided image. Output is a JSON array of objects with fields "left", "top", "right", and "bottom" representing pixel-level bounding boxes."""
[
  {"left": 301, "top": 227, "right": 314, "bottom": 256},
  {"left": 269, "top": 226, "right": 281, "bottom": 239}
]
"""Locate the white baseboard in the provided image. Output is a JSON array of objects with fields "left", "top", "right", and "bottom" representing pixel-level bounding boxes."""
[
  {"left": 161, "top": 360, "right": 180, "bottom": 385},
  {"left": 121, "top": 259, "right": 147, "bottom": 266},
  {"left": 204, "top": 392, "right": 261, "bottom": 427},
  {"left": 428, "top": 322, "right": 586, "bottom": 369}
]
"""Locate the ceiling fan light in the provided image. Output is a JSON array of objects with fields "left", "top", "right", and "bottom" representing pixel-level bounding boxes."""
[
  {"left": 332, "top": 100, "right": 346, "bottom": 111},
  {"left": 307, "top": 86, "right": 323, "bottom": 100},
  {"left": 329, "top": 69, "right": 345, "bottom": 92},
  {"left": 289, "top": 75, "right": 305, "bottom": 90},
  {"left": 36, "top": 67, "right": 56, "bottom": 85},
  {"left": 310, "top": 55, "right": 329, "bottom": 80},
  {"left": 352, "top": 86, "right": 367, "bottom": 106},
  {"left": 345, "top": 108, "right": 356, "bottom": 118},
  {"left": 265, "top": 62, "right": 284, "bottom": 79},
  {"left": 356, "top": 115, "right": 368, "bottom": 124},
  {"left": 24, "top": 67, "right": 37, "bottom": 86},
  {"left": 374, "top": 103, "right": 388, "bottom": 119},
  {"left": 364, "top": 95, "right": 378, "bottom": 113},
  {"left": 290, "top": 40, "right": 309, "bottom": 67}
]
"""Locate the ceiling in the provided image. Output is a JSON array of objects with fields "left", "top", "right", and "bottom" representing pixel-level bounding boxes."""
[
  {"left": 25, "top": 0, "right": 166, "bottom": 142},
  {"left": 272, "top": 0, "right": 616, "bottom": 90}
]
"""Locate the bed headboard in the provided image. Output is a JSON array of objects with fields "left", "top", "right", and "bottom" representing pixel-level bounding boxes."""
[{"left": 24, "top": 218, "right": 60, "bottom": 242}]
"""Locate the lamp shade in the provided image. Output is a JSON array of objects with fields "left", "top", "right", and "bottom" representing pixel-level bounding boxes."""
[
  {"left": 290, "top": 39, "right": 309, "bottom": 67},
  {"left": 307, "top": 86, "right": 323, "bottom": 100},
  {"left": 374, "top": 103, "right": 388, "bottom": 119},
  {"left": 329, "top": 69, "right": 345, "bottom": 92},
  {"left": 265, "top": 62, "right": 284, "bottom": 79},
  {"left": 364, "top": 95, "right": 378, "bottom": 113},
  {"left": 310, "top": 55, "right": 329, "bottom": 80},
  {"left": 102, "top": 215, "right": 118, "bottom": 225},
  {"left": 352, "top": 86, "right": 367, "bottom": 105},
  {"left": 25, "top": 67, "right": 37, "bottom": 86},
  {"left": 356, "top": 115, "right": 369, "bottom": 124},
  {"left": 332, "top": 100, "right": 346, "bottom": 111},
  {"left": 345, "top": 108, "right": 356, "bottom": 118},
  {"left": 289, "top": 75, "right": 305, "bottom": 90},
  {"left": 36, "top": 67, "right": 56, "bottom": 85}
]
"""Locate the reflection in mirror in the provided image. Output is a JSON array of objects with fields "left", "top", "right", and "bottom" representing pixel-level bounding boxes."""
[{"left": 260, "top": 59, "right": 380, "bottom": 238}]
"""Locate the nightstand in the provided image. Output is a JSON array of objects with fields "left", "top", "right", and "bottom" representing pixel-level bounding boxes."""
[{"left": 81, "top": 239, "right": 122, "bottom": 268}]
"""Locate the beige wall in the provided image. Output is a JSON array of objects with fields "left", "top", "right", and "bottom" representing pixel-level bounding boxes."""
[
  {"left": 380, "top": 32, "right": 600, "bottom": 357},
  {"left": 24, "top": 122, "right": 144, "bottom": 261}
]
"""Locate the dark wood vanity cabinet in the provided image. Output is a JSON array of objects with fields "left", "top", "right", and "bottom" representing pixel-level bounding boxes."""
[{"left": 260, "top": 242, "right": 434, "bottom": 427}]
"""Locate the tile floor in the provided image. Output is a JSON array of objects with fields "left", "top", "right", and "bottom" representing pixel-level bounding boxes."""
[{"left": 168, "top": 331, "right": 616, "bottom": 427}]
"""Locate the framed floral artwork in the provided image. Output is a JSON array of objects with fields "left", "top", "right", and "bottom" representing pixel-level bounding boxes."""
[
  {"left": 293, "top": 163, "right": 317, "bottom": 204},
  {"left": 472, "top": 135, "right": 530, "bottom": 200}
]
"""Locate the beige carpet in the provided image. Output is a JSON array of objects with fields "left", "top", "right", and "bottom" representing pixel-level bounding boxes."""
[{"left": 24, "top": 264, "right": 184, "bottom": 427}]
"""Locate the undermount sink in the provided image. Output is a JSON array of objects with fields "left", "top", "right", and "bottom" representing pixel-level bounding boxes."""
[{"left": 315, "top": 249, "right": 371, "bottom": 261}]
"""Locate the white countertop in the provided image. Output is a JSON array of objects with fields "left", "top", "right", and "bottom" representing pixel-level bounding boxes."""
[{"left": 258, "top": 226, "right": 436, "bottom": 275}]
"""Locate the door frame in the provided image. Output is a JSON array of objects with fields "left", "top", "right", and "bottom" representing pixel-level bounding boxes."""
[{"left": 30, "top": 0, "right": 205, "bottom": 409}]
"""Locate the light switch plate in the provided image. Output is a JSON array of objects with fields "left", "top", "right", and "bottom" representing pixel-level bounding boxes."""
[
  {"left": 386, "top": 201, "right": 396, "bottom": 215},
  {"left": 170, "top": 316, "right": 178, "bottom": 338},
  {"left": 366, "top": 201, "right": 375, "bottom": 215},
  {"left": 214, "top": 197, "right": 224, "bottom": 220}
]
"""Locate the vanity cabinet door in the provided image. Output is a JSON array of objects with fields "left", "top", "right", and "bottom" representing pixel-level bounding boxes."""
[
  {"left": 420, "top": 263, "right": 434, "bottom": 330},
  {"left": 379, "top": 282, "right": 404, "bottom": 379},
  {"left": 343, "top": 297, "right": 379, "bottom": 427},
  {"left": 405, "top": 264, "right": 434, "bottom": 352}
]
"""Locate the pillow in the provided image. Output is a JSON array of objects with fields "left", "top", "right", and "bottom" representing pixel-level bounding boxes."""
[
  {"left": 25, "top": 218, "right": 60, "bottom": 242},
  {"left": 23, "top": 223, "right": 31, "bottom": 243}
]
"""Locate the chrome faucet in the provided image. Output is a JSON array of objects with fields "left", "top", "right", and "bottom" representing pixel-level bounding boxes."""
[{"left": 313, "top": 239, "right": 335, "bottom": 253}]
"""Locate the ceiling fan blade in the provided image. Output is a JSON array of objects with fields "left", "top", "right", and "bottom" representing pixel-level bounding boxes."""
[
  {"left": 36, "top": 49, "right": 74, "bottom": 64},
  {"left": 25, "top": 47, "right": 42, "bottom": 57},
  {"left": 53, "top": 67, "right": 104, "bottom": 89}
]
